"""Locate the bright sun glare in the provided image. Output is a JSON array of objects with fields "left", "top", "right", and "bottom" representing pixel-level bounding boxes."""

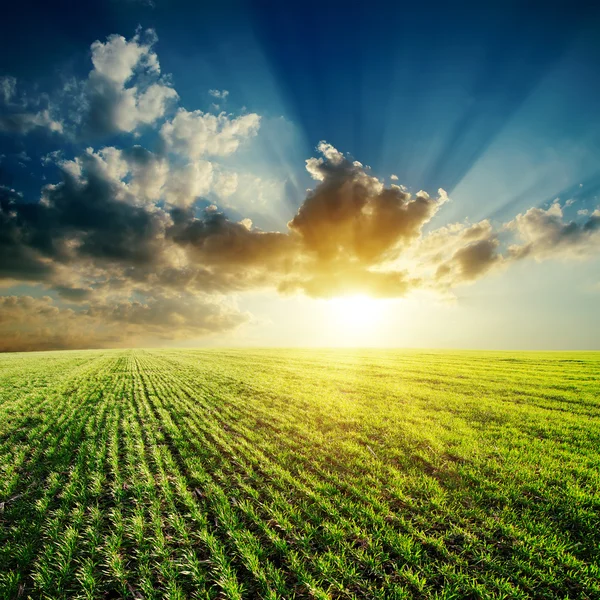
[{"left": 327, "top": 294, "right": 388, "bottom": 331}]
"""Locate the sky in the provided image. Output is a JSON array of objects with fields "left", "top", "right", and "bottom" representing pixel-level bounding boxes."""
[{"left": 1, "top": 0, "right": 600, "bottom": 351}]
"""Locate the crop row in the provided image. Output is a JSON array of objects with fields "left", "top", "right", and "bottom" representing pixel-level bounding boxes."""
[{"left": 0, "top": 349, "right": 599, "bottom": 599}]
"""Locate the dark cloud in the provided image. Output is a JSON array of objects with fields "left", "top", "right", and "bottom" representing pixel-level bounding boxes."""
[
  {"left": 436, "top": 238, "right": 502, "bottom": 283},
  {"left": 45, "top": 167, "right": 167, "bottom": 266},
  {"left": 0, "top": 76, "right": 63, "bottom": 135},
  {"left": 0, "top": 111, "right": 63, "bottom": 135},
  {"left": 0, "top": 294, "right": 247, "bottom": 352},
  {"left": 0, "top": 151, "right": 168, "bottom": 273},
  {"left": 0, "top": 187, "right": 57, "bottom": 281},
  {"left": 54, "top": 285, "right": 95, "bottom": 302},
  {"left": 170, "top": 209, "right": 294, "bottom": 270},
  {"left": 290, "top": 143, "right": 446, "bottom": 263},
  {"left": 2, "top": 137, "right": 600, "bottom": 351}
]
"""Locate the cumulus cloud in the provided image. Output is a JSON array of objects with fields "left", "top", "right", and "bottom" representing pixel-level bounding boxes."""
[
  {"left": 55, "top": 144, "right": 232, "bottom": 209},
  {"left": 1, "top": 30, "right": 180, "bottom": 139},
  {"left": 161, "top": 108, "right": 260, "bottom": 159},
  {"left": 163, "top": 160, "right": 214, "bottom": 207},
  {"left": 294, "top": 142, "right": 448, "bottom": 263},
  {"left": 76, "top": 29, "right": 178, "bottom": 137},
  {"left": 2, "top": 135, "right": 600, "bottom": 351},
  {"left": 213, "top": 171, "right": 238, "bottom": 198},
  {"left": 507, "top": 201, "right": 600, "bottom": 261},
  {"left": 411, "top": 219, "right": 504, "bottom": 288},
  {"left": 436, "top": 237, "right": 502, "bottom": 283}
]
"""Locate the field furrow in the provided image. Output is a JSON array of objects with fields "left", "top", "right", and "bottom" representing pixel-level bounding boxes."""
[{"left": 1, "top": 349, "right": 599, "bottom": 599}]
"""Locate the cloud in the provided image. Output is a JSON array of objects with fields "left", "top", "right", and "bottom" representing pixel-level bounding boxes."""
[
  {"left": 413, "top": 219, "right": 504, "bottom": 287},
  {"left": 208, "top": 89, "right": 229, "bottom": 100},
  {"left": 0, "top": 29, "right": 179, "bottom": 139},
  {"left": 507, "top": 201, "right": 600, "bottom": 261},
  {"left": 0, "top": 187, "right": 57, "bottom": 282},
  {"left": 436, "top": 238, "right": 503, "bottom": 283},
  {"left": 292, "top": 142, "right": 448, "bottom": 262},
  {"left": 0, "top": 112, "right": 61, "bottom": 135},
  {"left": 163, "top": 160, "right": 214, "bottom": 207},
  {"left": 120, "top": 145, "right": 169, "bottom": 203},
  {"left": 161, "top": 108, "right": 260, "bottom": 159},
  {"left": 75, "top": 29, "right": 178, "bottom": 137},
  {"left": 0, "top": 293, "right": 247, "bottom": 352},
  {"left": 1, "top": 150, "right": 170, "bottom": 282},
  {"left": 0, "top": 76, "right": 17, "bottom": 104},
  {"left": 41, "top": 150, "right": 64, "bottom": 165},
  {"left": 0, "top": 296, "right": 86, "bottom": 352},
  {"left": 3, "top": 136, "right": 600, "bottom": 351},
  {"left": 90, "top": 31, "right": 159, "bottom": 85},
  {"left": 213, "top": 171, "right": 238, "bottom": 198},
  {"left": 5, "top": 139, "right": 592, "bottom": 304},
  {"left": 0, "top": 76, "right": 63, "bottom": 135}
]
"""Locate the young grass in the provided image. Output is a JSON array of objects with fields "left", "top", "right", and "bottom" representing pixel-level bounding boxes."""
[{"left": 0, "top": 348, "right": 599, "bottom": 599}]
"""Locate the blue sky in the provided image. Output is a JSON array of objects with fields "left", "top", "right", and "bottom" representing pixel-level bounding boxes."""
[{"left": 1, "top": 0, "right": 599, "bottom": 350}]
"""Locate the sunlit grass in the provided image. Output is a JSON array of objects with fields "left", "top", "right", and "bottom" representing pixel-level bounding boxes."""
[{"left": 0, "top": 348, "right": 599, "bottom": 598}]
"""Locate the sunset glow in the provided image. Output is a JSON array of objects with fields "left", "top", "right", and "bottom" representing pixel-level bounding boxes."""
[{"left": 327, "top": 295, "right": 390, "bottom": 332}]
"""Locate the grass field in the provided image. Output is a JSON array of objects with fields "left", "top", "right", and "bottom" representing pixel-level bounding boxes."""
[{"left": 0, "top": 349, "right": 599, "bottom": 599}]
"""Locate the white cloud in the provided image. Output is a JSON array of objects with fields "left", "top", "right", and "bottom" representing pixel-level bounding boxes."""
[
  {"left": 79, "top": 29, "right": 177, "bottom": 137},
  {"left": 90, "top": 33, "right": 156, "bottom": 85},
  {"left": 41, "top": 150, "right": 64, "bottom": 165},
  {"left": 163, "top": 160, "right": 214, "bottom": 207},
  {"left": 213, "top": 171, "right": 238, "bottom": 198},
  {"left": 209, "top": 89, "right": 229, "bottom": 100},
  {"left": 305, "top": 141, "right": 348, "bottom": 181},
  {"left": 161, "top": 108, "right": 260, "bottom": 159},
  {"left": 508, "top": 201, "right": 600, "bottom": 261},
  {"left": 224, "top": 173, "right": 285, "bottom": 213},
  {"left": 0, "top": 76, "right": 17, "bottom": 104}
]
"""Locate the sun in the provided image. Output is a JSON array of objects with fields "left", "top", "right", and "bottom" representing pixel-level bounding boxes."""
[{"left": 327, "top": 294, "right": 388, "bottom": 331}]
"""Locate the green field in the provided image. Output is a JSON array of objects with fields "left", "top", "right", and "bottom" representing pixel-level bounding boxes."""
[{"left": 1, "top": 349, "right": 599, "bottom": 599}]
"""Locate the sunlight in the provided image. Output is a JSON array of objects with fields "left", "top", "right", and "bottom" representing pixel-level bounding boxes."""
[{"left": 327, "top": 294, "right": 389, "bottom": 332}]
